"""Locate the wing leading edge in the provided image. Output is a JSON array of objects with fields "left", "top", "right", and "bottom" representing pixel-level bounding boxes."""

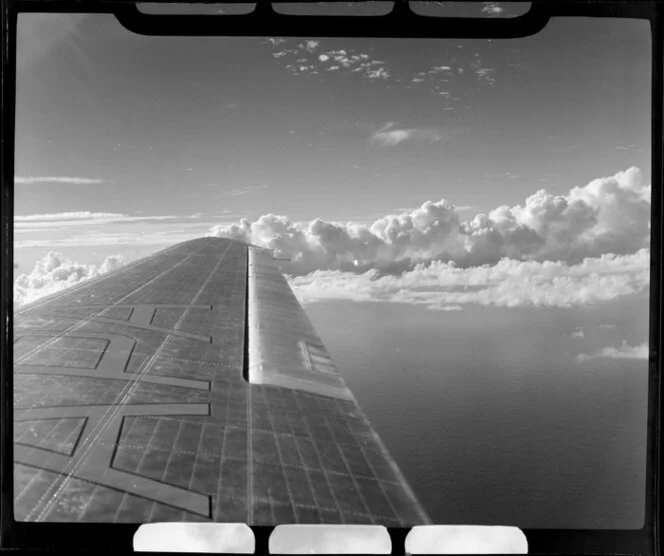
[{"left": 13, "top": 237, "right": 430, "bottom": 525}]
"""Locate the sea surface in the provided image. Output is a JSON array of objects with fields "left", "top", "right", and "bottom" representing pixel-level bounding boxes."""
[{"left": 304, "top": 294, "right": 650, "bottom": 529}]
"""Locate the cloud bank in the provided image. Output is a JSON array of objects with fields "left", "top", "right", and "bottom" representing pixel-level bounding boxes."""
[
  {"left": 577, "top": 341, "right": 649, "bottom": 362},
  {"left": 15, "top": 168, "right": 650, "bottom": 312},
  {"left": 267, "top": 40, "right": 391, "bottom": 81},
  {"left": 370, "top": 122, "right": 443, "bottom": 147},
  {"left": 14, "top": 251, "right": 126, "bottom": 307},
  {"left": 207, "top": 167, "right": 650, "bottom": 309},
  {"left": 15, "top": 176, "right": 107, "bottom": 185},
  {"left": 208, "top": 167, "right": 650, "bottom": 275},
  {"left": 287, "top": 249, "right": 649, "bottom": 310}
]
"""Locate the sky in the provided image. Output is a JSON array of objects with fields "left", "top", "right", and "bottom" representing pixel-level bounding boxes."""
[
  {"left": 14, "top": 8, "right": 650, "bottom": 283},
  {"left": 12, "top": 3, "right": 652, "bottom": 532}
]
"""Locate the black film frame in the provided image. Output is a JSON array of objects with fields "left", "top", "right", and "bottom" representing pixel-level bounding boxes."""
[{"left": 0, "top": 0, "right": 662, "bottom": 553}]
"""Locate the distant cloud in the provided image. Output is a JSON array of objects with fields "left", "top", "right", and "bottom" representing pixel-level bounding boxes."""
[
  {"left": 482, "top": 2, "right": 504, "bottom": 15},
  {"left": 14, "top": 251, "right": 126, "bottom": 307},
  {"left": 14, "top": 212, "right": 202, "bottom": 230},
  {"left": 577, "top": 341, "right": 649, "bottom": 362},
  {"left": 268, "top": 41, "right": 391, "bottom": 81},
  {"left": 222, "top": 184, "right": 270, "bottom": 197},
  {"left": 370, "top": 122, "right": 443, "bottom": 147},
  {"left": 209, "top": 167, "right": 650, "bottom": 275},
  {"left": 572, "top": 328, "right": 584, "bottom": 338},
  {"left": 219, "top": 101, "right": 243, "bottom": 114},
  {"left": 15, "top": 176, "right": 107, "bottom": 185},
  {"left": 208, "top": 167, "right": 651, "bottom": 310},
  {"left": 15, "top": 231, "right": 200, "bottom": 249},
  {"left": 411, "top": 65, "right": 454, "bottom": 86},
  {"left": 366, "top": 67, "right": 390, "bottom": 80},
  {"left": 300, "top": 39, "right": 320, "bottom": 52},
  {"left": 484, "top": 171, "right": 520, "bottom": 180},
  {"left": 472, "top": 63, "right": 496, "bottom": 85},
  {"left": 600, "top": 323, "right": 617, "bottom": 329},
  {"left": 266, "top": 37, "right": 286, "bottom": 46},
  {"left": 288, "top": 249, "right": 649, "bottom": 310},
  {"left": 15, "top": 211, "right": 123, "bottom": 222}
]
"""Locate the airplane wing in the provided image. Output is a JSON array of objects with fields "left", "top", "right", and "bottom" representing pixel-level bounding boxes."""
[{"left": 13, "top": 237, "right": 431, "bottom": 525}]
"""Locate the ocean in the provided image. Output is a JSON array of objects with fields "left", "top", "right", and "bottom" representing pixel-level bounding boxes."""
[{"left": 305, "top": 294, "right": 649, "bottom": 529}]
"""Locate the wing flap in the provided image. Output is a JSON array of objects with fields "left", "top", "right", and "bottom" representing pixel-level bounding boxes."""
[
  {"left": 247, "top": 247, "right": 354, "bottom": 401},
  {"left": 246, "top": 247, "right": 430, "bottom": 525}
]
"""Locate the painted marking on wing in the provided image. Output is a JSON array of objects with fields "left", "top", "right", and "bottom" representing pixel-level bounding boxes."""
[
  {"left": 25, "top": 246, "right": 205, "bottom": 520},
  {"left": 16, "top": 248, "right": 202, "bottom": 366},
  {"left": 31, "top": 242, "right": 233, "bottom": 521},
  {"left": 17, "top": 404, "right": 212, "bottom": 517},
  {"left": 17, "top": 331, "right": 210, "bottom": 390}
]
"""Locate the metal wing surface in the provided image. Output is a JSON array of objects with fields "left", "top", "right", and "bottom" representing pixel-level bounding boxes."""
[{"left": 13, "top": 237, "right": 431, "bottom": 525}]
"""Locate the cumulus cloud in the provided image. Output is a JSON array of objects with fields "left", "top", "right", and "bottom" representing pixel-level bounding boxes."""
[
  {"left": 300, "top": 39, "right": 320, "bottom": 52},
  {"left": 15, "top": 176, "right": 107, "bottom": 185},
  {"left": 207, "top": 167, "right": 650, "bottom": 310},
  {"left": 370, "top": 122, "right": 443, "bottom": 147},
  {"left": 410, "top": 65, "right": 455, "bottom": 87},
  {"left": 209, "top": 167, "right": 650, "bottom": 277},
  {"left": 14, "top": 251, "right": 126, "bottom": 307},
  {"left": 471, "top": 61, "right": 496, "bottom": 85},
  {"left": 365, "top": 66, "right": 390, "bottom": 80},
  {"left": 287, "top": 249, "right": 650, "bottom": 310},
  {"left": 267, "top": 40, "right": 391, "bottom": 81},
  {"left": 577, "top": 341, "right": 649, "bottom": 362},
  {"left": 572, "top": 327, "right": 585, "bottom": 338}
]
